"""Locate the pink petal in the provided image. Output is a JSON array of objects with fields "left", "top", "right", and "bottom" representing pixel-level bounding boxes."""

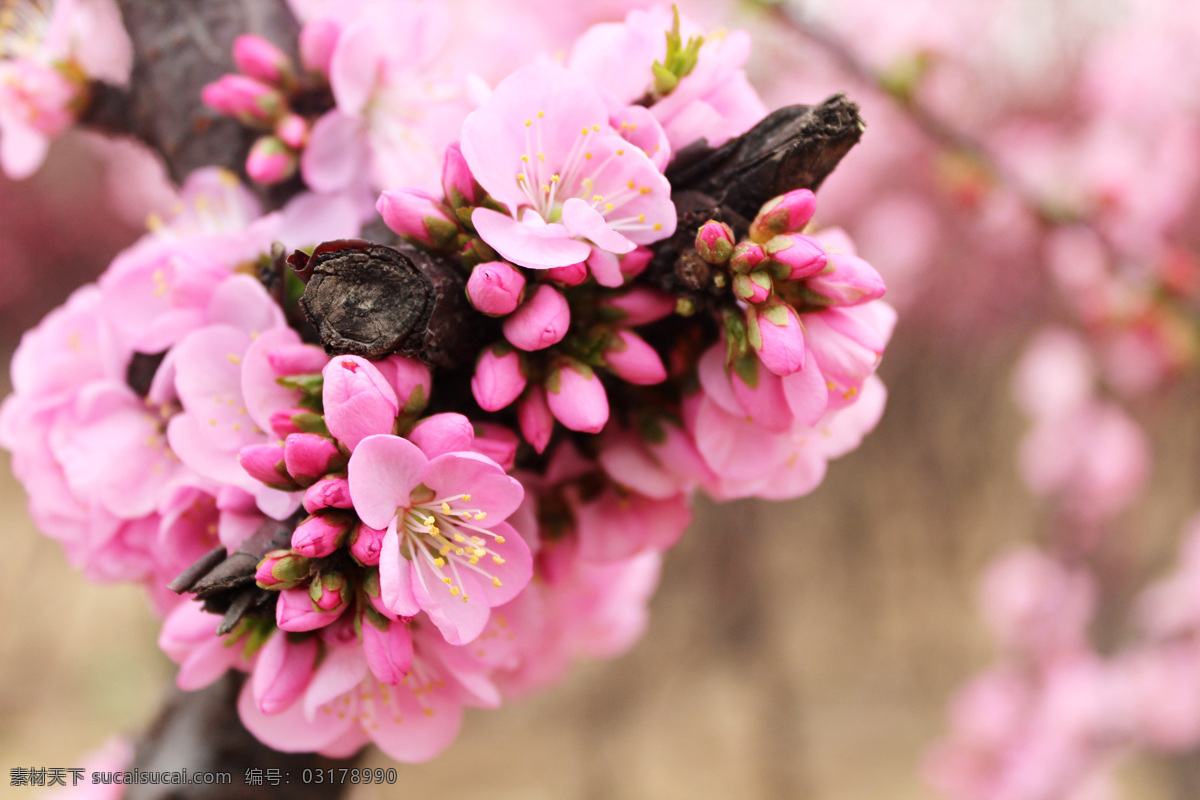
[
  {"left": 465, "top": 520, "right": 532, "bottom": 606},
  {"left": 301, "top": 111, "right": 369, "bottom": 194},
  {"left": 303, "top": 644, "right": 369, "bottom": 719},
  {"left": 471, "top": 207, "right": 592, "bottom": 269},
  {"left": 347, "top": 434, "right": 428, "bottom": 529},
  {"left": 367, "top": 678, "right": 463, "bottom": 762},
  {"left": 425, "top": 451, "right": 524, "bottom": 524},
  {"left": 781, "top": 350, "right": 830, "bottom": 428},
  {"left": 412, "top": 560, "right": 490, "bottom": 645},
  {"left": 378, "top": 521, "right": 420, "bottom": 617},
  {"left": 409, "top": 413, "right": 475, "bottom": 459},
  {"left": 561, "top": 197, "right": 636, "bottom": 255},
  {"left": 238, "top": 681, "right": 353, "bottom": 752}
]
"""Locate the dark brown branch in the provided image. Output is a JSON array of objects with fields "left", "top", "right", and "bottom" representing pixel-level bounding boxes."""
[
  {"left": 86, "top": 0, "right": 304, "bottom": 203},
  {"left": 125, "top": 674, "right": 360, "bottom": 800}
]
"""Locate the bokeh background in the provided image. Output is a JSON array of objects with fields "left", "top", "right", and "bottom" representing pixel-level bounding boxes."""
[{"left": 4, "top": 0, "right": 1200, "bottom": 797}]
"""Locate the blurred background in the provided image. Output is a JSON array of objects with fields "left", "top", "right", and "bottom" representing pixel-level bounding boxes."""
[{"left": 3, "top": 0, "right": 1200, "bottom": 797}]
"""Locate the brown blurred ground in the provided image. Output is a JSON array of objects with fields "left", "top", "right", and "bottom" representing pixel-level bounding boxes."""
[{"left": 2, "top": 142, "right": 1198, "bottom": 800}]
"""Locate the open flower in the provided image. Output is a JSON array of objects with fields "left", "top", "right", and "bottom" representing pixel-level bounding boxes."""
[
  {"left": 348, "top": 434, "right": 532, "bottom": 645},
  {"left": 462, "top": 65, "right": 676, "bottom": 273}
]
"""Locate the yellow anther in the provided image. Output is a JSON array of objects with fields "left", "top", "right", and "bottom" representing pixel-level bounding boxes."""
[
  {"left": 592, "top": 194, "right": 603, "bottom": 202},
  {"left": 605, "top": 203, "right": 614, "bottom": 211},
  {"left": 226, "top": 353, "right": 242, "bottom": 364},
  {"left": 637, "top": 214, "right": 646, "bottom": 223},
  {"left": 580, "top": 127, "right": 588, "bottom": 135},
  {"left": 592, "top": 125, "right": 600, "bottom": 131},
  {"left": 462, "top": 494, "right": 471, "bottom": 501},
  {"left": 537, "top": 152, "right": 545, "bottom": 161},
  {"left": 525, "top": 118, "right": 532, "bottom": 127},
  {"left": 425, "top": 708, "right": 435, "bottom": 716},
  {"left": 209, "top": 419, "right": 217, "bottom": 426},
  {"left": 469, "top": 556, "right": 479, "bottom": 565},
  {"left": 146, "top": 212, "right": 163, "bottom": 231},
  {"left": 474, "top": 512, "right": 487, "bottom": 520},
  {"left": 442, "top": 576, "right": 452, "bottom": 584},
  {"left": 493, "top": 556, "right": 506, "bottom": 565},
  {"left": 449, "top": 586, "right": 460, "bottom": 595},
  {"left": 616, "top": 149, "right": 624, "bottom": 155},
  {"left": 454, "top": 533, "right": 467, "bottom": 543},
  {"left": 493, "top": 577, "right": 503, "bottom": 588},
  {"left": 639, "top": 187, "right": 651, "bottom": 195},
  {"left": 585, "top": 152, "right": 593, "bottom": 160},
  {"left": 521, "top": 154, "right": 529, "bottom": 162},
  {"left": 551, "top": 174, "right": 560, "bottom": 183},
  {"left": 541, "top": 184, "right": 550, "bottom": 193},
  {"left": 434, "top": 557, "right": 445, "bottom": 567},
  {"left": 537, "top": 110, "right": 545, "bottom": 118},
  {"left": 456, "top": 548, "right": 466, "bottom": 556},
  {"left": 494, "top": 536, "right": 506, "bottom": 544},
  {"left": 461, "top": 595, "right": 469, "bottom": 603},
  {"left": 627, "top": 180, "right": 636, "bottom": 189},
  {"left": 653, "top": 223, "right": 662, "bottom": 231},
  {"left": 441, "top": 501, "right": 451, "bottom": 513},
  {"left": 439, "top": 546, "right": 451, "bottom": 556},
  {"left": 630, "top": 124, "right": 637, "bottom": 131}
]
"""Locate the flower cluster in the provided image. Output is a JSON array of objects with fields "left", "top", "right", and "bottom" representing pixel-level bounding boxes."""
[
  {"left": 5, "top": 4, "right": 894, "bottom": 767},
  {"left": 0, "top": 0, "right": 131, "bottom": 178}
]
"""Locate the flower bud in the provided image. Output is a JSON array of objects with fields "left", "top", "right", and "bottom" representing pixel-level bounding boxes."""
[
  {"left": 246, "top": 135, "right": 297, "bottom": 185},
  {"left": 603, "top": 330, "right": 667, "bottom": 385},
  {"left": 200, "top": 74, "right": 286, "bottom": 128},
  {"left": 377, "top": 189, "right": 459, "bottom": 251},
  {"left": 361, "top": 617, "right": 414, "bottom": 685},
  {"left": 302, "top": 476, "right": 353, "bottom": 514},
  {"left": 472, "top": 345, "right": 526, "bottom": 411},
  {"left": 600, "top": 286, "right": 675, "bottom": 326},
  {"left": 291, "top": 512, "right": 353, "bottom": 558},
  {"left": 517, "top": 385, "right": 554, "bottom": 454},
  {"left": 232, "top": 34, "right": 295, "bottom": 87},
  {"left": 471, "top": 422, "right": 519, "bottom": 471},
  {"left": 322, "top": 355, "right": 399, "bottom": 450},
  {"left": 309, "top": 571, "right": 350, "bottom": 612},
  {"left": 275, "top": 112, "right": 309, "bottom": 149},
  {"left": 749, "top": 189, "right": 817, "bottom": 243},
  {"left": 270, "top": 407, "right": 327, "bottom": 438},
  {"left": 252, "top": 631, "right": 317, "bottom": 715},
  {"left": 238, "top": 443, "right": 297, "bottom": 490},
  {"left": 283, "top": 433, "right": 345, "bottom": 486},
  {"left": 748, "top": 302, "right": 806, "bottom": 377},
  {"left": 503, "top": 284, "right": 570, "bottom": 351},
  {"left": 546, "top": 261, "right": 589, "bottom": 286},
  {"left": 546, "top": 360, "right": 609, "bottom": 434},
  {"left": 729, "top": 241, "right": 767, "bottom": 274},
  {"left": 442, "top": 141, "right": 481, "bottom": 211},
  {"left": 266, "top": 344, "right": 327, "bottom": 376},
  {"left": 466, "top": 261, "right": 526, "bottom": 316},
  {"left": 298, "top": 19, "right": 340, "bottom": 76},
  {"left": 765, "top": 233, "right": 827, "bottom": 280},
  {"left": 805, "top": 253, "right": 887, "bottom": 306},
  {"left": 255, "top": 550, "right": 311, "bottom": 590},
  {"left": 695, "top": 220, "right": 736, "bottom": 265},
  {"left": 733, "top": 270, "right": 773, "bottom": 304},
  {"left": 349, "top": 523, "right": 387, "bottom": 566},
  {"left": 620, "top": 246, "right": 653, "bottom": 279},
  {"left": 376, "top": 355, "right": 431, "bottom": 415},
  {"left": 409, "top": 412, "right": 475, "bottom": 460},
  {"left": 276, "top": 585, "right": 344, "bottom": 632}
]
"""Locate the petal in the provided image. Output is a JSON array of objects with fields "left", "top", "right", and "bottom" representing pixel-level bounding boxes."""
[
  {"left": 562, "top": 197, "right": 635, "bottom": 255},
  {"left": 303, "top": 644, "right": 369, "bottom": 719},
  {"left": 781, "top": 349, "right": 830, "bottom": 427},
  {"left": 463, "top": 520, "right": 532, "bottom": 606},
  {"left": 378, "top": 521, "right": 420, "bottom": 617},
  {"left": 413, "top": 560, "right": 490, "bottom": 645},
  {"left": 368, "top": 678, "right": 463, "bottom": 762},
  {"left": 348, "top": 434, "right": 429, "bottom": 529},
  {"left": 471, "top": 207, "right": 592, "bottom": 269},
  {"left": 238, "top": 681, "right": 353, "bottom": 752},
  {"left": 425, "top": 451, "right": 524, "bottom": 525},
  {"left": 301, "top": 111, "right": 369, "bottom": 194}
]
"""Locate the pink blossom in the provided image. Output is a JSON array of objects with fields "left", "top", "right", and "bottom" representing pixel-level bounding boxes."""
[
  {"left": 749, "top": 302, "right": 806, "bottom": 377},
  {"left": 462, "top": 65, "right": 676, "bottom": 271},
  {"left": 232, "top": 34, "right": 295, "bottom": 87},
  {"left": 277, "top": 584, "right": 346, "bottom": 632},
  {"left": 602, "top": 329, "right": 667, "bottom": 385},
  {"left": 321, "top": 355, "right": 399, "bottom": 451},
  {"left": 749, "top": 189, "right": 818, "bottom": 243},
  {"left": 466, "top": 261, "right": 526, "bottom": 316},
  {"left": 517, "top": 386, "right": 554, "bottom": 454},
  {"left": 545, "top": 360, "right": 609, "bottom": 434},
  {"left": 347, "top": 434, "right": 531, "bottom": 645},
  {"left": 502, "top": 283, "right": 570, "bottom": 351},
  {"left": 377, "top": 188, "right": 460, "bottom": 250},
  {"left": 291, "top": 513, "right": 352, "bottom": 558},
  {"left": 472, "top": 345, "right": 527, "bottom": 412},
  {"left": 252, "top": 631, "right": 319, "bottom": 715}
]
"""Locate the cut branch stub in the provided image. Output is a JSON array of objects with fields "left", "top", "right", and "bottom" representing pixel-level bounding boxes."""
[
  {"left": 666, "top": 95, "right": 865, "bottom": 225},
  {"left": 296, "top": 240, "right": 436, "bottom": 359}
]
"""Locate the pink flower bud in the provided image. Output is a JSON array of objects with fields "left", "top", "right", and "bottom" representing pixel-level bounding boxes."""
[
  {"left": 471, "top": 422, "right": 519, "bottom": 471},
  {"left": 600, "top": 286, "right": 675, "bottom": 325},
  {"left": 232, "top": 34, "right": 295, "bottom": 87},
  {"left": 268, "top": 407, "right": 311, "bottom": 438},
  {"left": 765, "top": 234, "right": 827, "bottom": 280},
  {"left": 603, "top": 330, "right": 667, "bottom": 385},
  {"left": 239, "top": 443, "right": 297, "bottom": 490},
  {"left": 546, "top": 360, "right": 609, "bottom": 433},
  {"left": 467, "top": 261, "right": 526, "bottom": 315},
  {"left": 503, "top": 284, "right": 570, "bottom": 351},
  {"left": 302, "top": 476, "right": 353, "bottom": 514},
  {"left": 377, "top": 189, "right": 460, "bottom": 251},
  {"left": 409, "top": 413, "right": 475, "bottom": 460},
  {"left": 695, "top": 220, "right": 736, "bottom": 265},
  {"left": 322, "top": 355, "right": 399, "bottom": 450},
  {"left": 299, "top": 19, "right": 340, "bottom": 76},
  {"left": 361, "top": 617, "right": 414, "bottom": 685},
  {"left": 376, "top": 355, "right": 431, "bottom": 414},
  {"left": 733, "top": 270, "right": 773, "bottom": 304},
  {"left": 255, "top": 550, "right": 311, "bottom": 590},
  {"left": 291, "top": 512, "right": 352, "bottom": 558},
  {"left": 350, "top": 523, "right": 386, "bottom": 566},
  {"left": 246, "top": 135, "right": 297, "bottom": 185},
  {"left": 749, "top": 302, "right": 806, "bottom": 377},
  {"left": 266, "top": 344, "right": 327, "bottom": 376},
  {"left": 309, "top": 571, "right": 349, "bottom": 612},
  {"left": 442, "top": 141, "right": 481, "bottom": 209},
  {"left": 546, "top": 261, "right": 589, "bottom": 286},
  {"left": 620, "top": 246, "right": 653, "bottom": 279},
  {"left": 200, "top": 74, "right": 285, "bottom": 127},
  {"left": 252, "top": 631, "right": 317, "bottom": 715},
  {"left": 276, "top": 585, "right": 343, "bottom": 631},
  {"left": 472, "top": 345, "right": 527, "bottom": 411},
  {"left": 275, "top": 113, "right": 309, "bottom": 149},
  {"left": 805, "top": 253, "right": 887, "bottom": 306},
  {"left": 749, "top": 189, "right": 818, "bottom": 243},
  {"left": 730, "top": 241, "right": 767, "bottom": 274},
  {"left": 283, "top": 433, "right": 345, "bottom": 486},
  {"left": 518, "top": 385, "right": 554, "bottom": 454}
]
